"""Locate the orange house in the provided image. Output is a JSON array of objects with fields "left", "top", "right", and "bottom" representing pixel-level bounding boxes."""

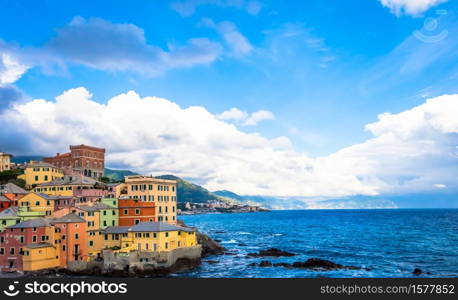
[
  {"left": 118, "top": 198, "right": 155, "bottom": 226},
  {"left": 50, "top": 213, "right": 87, "bottom": 267}
]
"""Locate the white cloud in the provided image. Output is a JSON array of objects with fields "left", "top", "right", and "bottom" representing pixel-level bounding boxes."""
[
  {"left": 0, "top": 53, "right": 29, "bottom": 85},
  {"left": 217, "top": 107, "right": 275, "bottom": 125},
  {"left": 0, "top": 88, "right": 457, "bottom": 200},
  {"left": 171, "top": 0, "right": 262, "bottom": 17},
  {"left": 0, "top": 17, "right": 223, "bottom": 80},
  {"left": 201, "top": 18, "right": 253, "bottom": 56},
  {"left": 379, "top": 0, "right": 448, "bottom": 16},
  {"left": 435, "top": 183, "right": 447, "bottom": 188},
  {"left": 217, "top": 107, "right": 248, "bottom": 120},
  {"left": 243, "top": 109, "right": 275, "bottom": 126}
]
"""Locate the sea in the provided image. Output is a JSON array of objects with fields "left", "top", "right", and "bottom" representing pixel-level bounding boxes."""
[{"left": 178, "top": 209, "right": 458, "bottom": 278}]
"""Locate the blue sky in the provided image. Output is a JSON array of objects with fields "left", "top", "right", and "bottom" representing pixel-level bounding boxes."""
[{"left": 1, "top": 0, "right": 458, "bottom": 206}]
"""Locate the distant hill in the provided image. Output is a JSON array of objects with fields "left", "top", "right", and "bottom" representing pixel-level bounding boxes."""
[
  {"left": 104, "top": 168, "right": 138, "bottom": 181},
  {"left": 11, "top": 156, "right": 44, "bottom": 163},
  {"left": 155, "top": 175, "right": 235, "bottom": 204}
]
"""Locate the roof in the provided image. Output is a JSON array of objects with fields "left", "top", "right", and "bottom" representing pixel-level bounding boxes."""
[
  {"left": 38, "top": 175, "right": 101, "bottom": 187},
  {"left": 129, "top": 222, "right": 195, "bottom": 233},
  {"left": 0, "top": 183, "right": 28, "bottom": 194},
  {"left": 0, "top": 207, "right": 19, "bottom": 218},
  {"left": 51, "top": 213, "right": 85, "bottom": 224},
  {"left": 24, "top": 242, "right": 54, "bottom": 249},
  {"left": 7, "top": 218, "right": 51, "bottom": 229},
  {"left": 75, "top": 205, "right": 99, "bottom": 212},
  {"left": 24, "top": 162, "right": 58, "bottom": 169},
  {"left": 0, "top": 195, "right": 11, "bottom": 202},
  {"left": 104, "top": 226, "right": 130, "bottom": 234}
]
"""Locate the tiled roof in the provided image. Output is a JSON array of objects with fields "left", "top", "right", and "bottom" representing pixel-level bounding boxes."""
[
  {"left": 75, "top": 205, "right": 99, "bottom": 212},
  {"left": 51, "top": 213, "right": 85, "bottom": 223},
  {"left": 38, "top": 175, "right": 101, "bottom": 187},
  {"left": 24, "top": 162, "right": 58, "bottom": 168},
  {"left": 7, "top": 218, "right": 51, "bottom": 229},
  {"left": 104, "top": 226, "right": 130, "bottom": 234},
  {"left": 0, "top": 183, "right": 28, "bottom": 194},
  {"left": 129, "top": 222, "right": 195, "bottom": 233},
  {"left": 0, "top": 207, "right": 19, "bottom": 218},
  {"left": 24, "top": 242, "right": 54, "bottom": 249},
  {"left": 0, "top": 195, "right": 11, "bottom": 202}
]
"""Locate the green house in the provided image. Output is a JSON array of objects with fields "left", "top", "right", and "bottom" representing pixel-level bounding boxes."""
[
  {"left": 95, "top": 200, "right": 118, "bottom": 229},
  {"left": 0, "top": 207, "right": 45, "bottom": 231}
]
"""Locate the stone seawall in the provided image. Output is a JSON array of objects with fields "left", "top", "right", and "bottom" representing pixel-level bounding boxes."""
[{"left": 66, "top": 246, "right": 202, "bottom": 277}]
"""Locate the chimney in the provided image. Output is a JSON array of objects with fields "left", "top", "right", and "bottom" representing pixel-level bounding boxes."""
[{"left": 56, "top": 153, "right": 60, "bottom": 156}]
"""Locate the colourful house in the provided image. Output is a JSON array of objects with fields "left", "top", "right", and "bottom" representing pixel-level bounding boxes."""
[
  {"left": 17, "top": 193, "right": 54, "bottom": 216},
  {"left": 0, "top": 207, "right": 45, "bottom": 231},
  {"left": 103, "top": 222, "right": 197, "bottom": 254},
  {"left": 33, "top": 175, "right": 102, "bottom": 197},
  {"left": 18, "top": 162, "right": 64, "bottom": 188},
  {"left": 0, "top": 195, "right": 12, "bottom": 212},
  {"left": 23, "top": 243, "right": 60, "bottom": 271},
  {"left": 0, "top": 183, "right": 28, "bottom": 204},
  {"left": 0, "top": 219, "right": 56, "bottom": 272},
  {"left": 95, "top": 202, "right": 118, "bottom": 229},
  {"left": 118, "top": 198, "right": 156, "bottom": 226},
  {"left": 51, "top": 213, "right": 87, "bottom": 267}
]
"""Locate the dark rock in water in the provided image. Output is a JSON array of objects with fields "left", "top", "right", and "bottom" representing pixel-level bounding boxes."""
[
  {"left": 247, "top": 248, "right": 296, "bottom": 257},
  {"left": 197, "top": 232, "right": 226, "bottom": 257},
  {"left": 204, "top": 260, "right": 219, "bottom": 264},
  {"left": 413, "top": 268, "right": 422, "bottom": 275},
  {"left": 214, "top": 239, "right": 222, "bottom": 243},
  {"left": 237, "top": 243, "right": 247, "bottom": 247},
  {"left": 259, "top": 261, "right": 273, "bottom": 267},
  {"left": 248, "top": 262, "right": 257, "bottom": 267},
  {"left": 224, "top": 251, "right": 238, "bottom": 256},
  {"left": 292, "top": 258, "right": 361, "bottom": 270},
  {"left": 273, "top": 262, "right": 292, "bottom": 268},
  {"left": 213, "top": 231, "right": 226, "bottom": 234}
]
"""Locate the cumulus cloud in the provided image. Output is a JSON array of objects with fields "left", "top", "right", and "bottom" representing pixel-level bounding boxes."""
[
  {"left": 42, "top": 17, "right": 222, "bottom": 75},
  {"left": 0, "top": 52, "right": 29, "bottom": 85},
  {"left": 217, "top": 107, "right": 275, "bottom": 125},
  {"left": 0, "top": 88, "right": 457, "bottom": 199},
  {"left": 201, "top": 18, "right": 253, "bottom": 56},
  {"left": 379, "top": 0, "right": 448, "bottom": 16},
  {"left": 0, "top": 17, "right": 222, "bottom": 81},
  {"left": 171, "top": 0, "right": 262, "bottom": 17},
  {"left": 217, "top": 107, "right": 248, "bottom": 120},
  {"left": 243, "top": 109, "right": 275, "bottom": 126}
]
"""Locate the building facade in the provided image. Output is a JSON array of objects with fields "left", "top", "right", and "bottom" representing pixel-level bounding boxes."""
[
  {"left": 43, "top": 144, "right": 105, "bottom": 179},
  {"left": 118, "top": 198, "right": 155, "bottom": 226},
  {"left": 18, "top": 162, "right": 64, "bottom": 188},
  {"left": 0, "top": 152, "right": 12, "bottom": 172},
  {"left": 117, "top": 176, "right": 177, "bottom": 224}
]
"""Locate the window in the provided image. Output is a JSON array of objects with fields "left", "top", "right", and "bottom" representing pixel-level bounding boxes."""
[
  {"left": 112, "top": 220, "right": 115, "bottom": 226},
  {"left": 35, "top": 201, "right": 40, "bottom": 206},
  {"left": 89, "top": 241, "right": 94, "bottom": 246},
  {"left": 103, "top": 211, "right": 107, "bottom": 216},
  {"left": 112, "top": 210, "right": 116, "bottom": 215},
  {"left": 0, "top": 248, "right": 4, "bottom": 255},
  {"left": 135, "top": 209, "right": 140, "bottom": 215},
  {"left": 165, "top": 232, "right": 169, "bottom": 237},
  {"left": 103, "top": 221, "right": 107, "bottom": 226},
  {"left": 34, "top": 175, "right": 39, "bottom": 181},
  {"left": 10, "top": 247, "right": 15, "bottom": 255},
  {"left": 0, "top": 237, "right": 4, "bottom": 243},
  {"left": 19, "top": 236, "right": 24, "bottom": 243},
  {"left": 104, "top": 234, "right": 108, "bottom": 241},
  {"left": 165, "top": 242, "right": 168, "bottom": 249},
  {"left": 123, "top": 209, "right": 128, "bottom": 215},
  {"left": 75, "top": 233, "right": 79, "bottom": 239},
  {"left": 63, "top": 245, "right": 66, "bottom": 251},
  {"left": 135, "top": 219, "right": 140, "bottom": 225},
  {"left": 44, "top": 175, "right": 48, "bottom": 181},
  {"left": 32, "top": 235, "right": 37, "bottom": 242}
]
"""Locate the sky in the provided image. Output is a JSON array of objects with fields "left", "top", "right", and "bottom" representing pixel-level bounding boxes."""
[{"left": 0, "top": 0, "right": 458, "bottom": 206}]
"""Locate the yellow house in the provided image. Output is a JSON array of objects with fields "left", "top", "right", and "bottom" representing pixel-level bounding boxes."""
[
  {"left": 87, "top": 229, "right": 107, "bottom": 255},
  {"left": 103, "top": 222, "right": 197, "bottom": 254},
  {"left": 19, "top": 162, "right": 64, "bottom": 188},
  {"left": 23, "top": 243, "right": 60, "bottom": 271},
  {"left": 33, "top": 175, "right": 101, "bottom": 196},
  {"left": 17, "top": 193, "right": 54, "bottom": 216}
]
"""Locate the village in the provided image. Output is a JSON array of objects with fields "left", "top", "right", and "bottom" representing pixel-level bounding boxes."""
[{"left": 0, "top": 145, "right": 200, "bottom": 275}]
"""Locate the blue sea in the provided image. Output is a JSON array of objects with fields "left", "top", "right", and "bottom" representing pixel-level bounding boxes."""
[{"left": 178, "top": 209, "right": 458, "bottom": 278}]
